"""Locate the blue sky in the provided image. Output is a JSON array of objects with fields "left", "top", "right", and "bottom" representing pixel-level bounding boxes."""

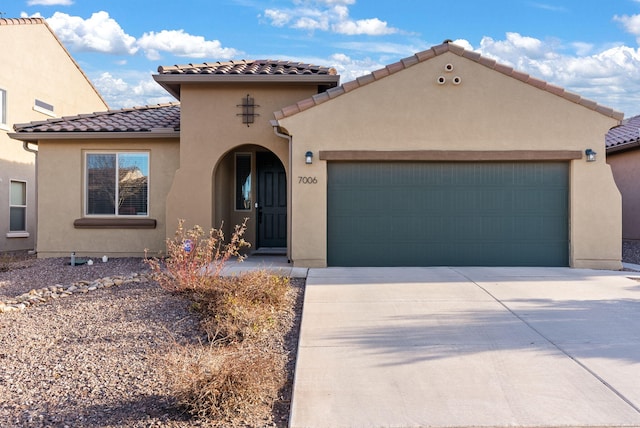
[{"left": 4, "top": 0, "right": 640, "bottom": 117}]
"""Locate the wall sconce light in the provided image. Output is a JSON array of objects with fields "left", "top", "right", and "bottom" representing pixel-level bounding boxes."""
[
  {"left": 585, "top": 149, "right": 597, "bottom": 162},
  {"left": 305, "top": 151, "right": 313, "bottom": 164}
]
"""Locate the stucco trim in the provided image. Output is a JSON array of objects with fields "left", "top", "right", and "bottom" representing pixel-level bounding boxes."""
[
  {"left": 73, "top": 218, "right": 157, "bottom": 229},
  {"left": 319, "top": 150, "right": 583, "bottom": 161}
]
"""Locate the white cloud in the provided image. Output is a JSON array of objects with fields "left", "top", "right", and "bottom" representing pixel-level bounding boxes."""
[
  {"left": 528, "top": 3, "right": 567, "bottom": 12},
  {"left": 334, "top": 40, "right": 426, "bottom": 56},
  {"left": 92, "top": 71, "right": 175, "bottom": 109},
  {"left": 43, "top": 11, "right": 240, "bottom": 61},
  {"left": 326, "top": 53, "right": 383, "bottom": 82},
  {"left": 137, "top": 30, "right": 240, "bottom": 60},
  {"left": 27, "top": 0, "right": 73, "bottom": 5},
  {"left": 263, "top": 1, "right": 398, "bottom": 36},
  {"left": 332, "top": 17, "right": 395, "bottom": 36},
  {"left": 264, "top": 9, "right": 291, "bottom": 27},
  {"left": 293, "top": 15, "right": 329, "bottom": 32},
  {"left": 46, "top": 11, "right": 138, "bottom": 55},
  {"left": 614, "top": 14, "right": 640, "bottom": 44},
  {"left": 479, "top": 32, "right": 551, "bottom": 61}
]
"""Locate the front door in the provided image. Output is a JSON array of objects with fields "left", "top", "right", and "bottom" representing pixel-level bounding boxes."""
[{"left": 257, "top": 152, "right": 287, "bottom": 248}]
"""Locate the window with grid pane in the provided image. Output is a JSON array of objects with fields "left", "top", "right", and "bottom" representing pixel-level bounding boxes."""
[
  {"left": 86, "top": 153, "right": 149, "bottom": 216},
  {"left": 9, "top": 181, "right": 26, "bottom": 231}
]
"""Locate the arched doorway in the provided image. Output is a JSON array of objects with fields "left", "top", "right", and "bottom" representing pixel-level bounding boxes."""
[{"left": 214, "top": 146, "right": 287, "bottom": 252}]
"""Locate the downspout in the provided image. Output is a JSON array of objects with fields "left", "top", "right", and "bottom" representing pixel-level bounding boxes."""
[
  {"left": 271, "top": 121, "right": 293, "bottom": 264},
  {"left": 22, "top": 141, "right": 38, "bottom": 255}
]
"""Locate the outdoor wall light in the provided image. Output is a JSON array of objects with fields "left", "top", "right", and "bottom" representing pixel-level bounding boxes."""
[
  {"left": 585, "top": 148, "right": 597, "bottom": 162},
  {"left": 305, "top": 151, "right": 313, "bottom": 164}
]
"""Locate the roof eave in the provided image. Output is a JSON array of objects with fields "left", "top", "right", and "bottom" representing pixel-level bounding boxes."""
[
  {"left": 154, "top": 73, "right": 339, "bottom": 89},
  {"left": 8, "top": 131, "right": 180, "bottom": 143},
  {"left": 606, "top": 140, "right": 640, "bottom": 154}
]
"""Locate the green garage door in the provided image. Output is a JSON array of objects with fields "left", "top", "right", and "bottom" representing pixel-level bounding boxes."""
[{"left": 327, "top": 162, "right": 569, "bottom": 267}]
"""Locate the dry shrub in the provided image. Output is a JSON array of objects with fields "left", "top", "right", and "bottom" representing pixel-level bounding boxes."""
[
  {"left": 165, "top": 342, "right": 286, "bottom": 426},
  {"left": 194, "top": 271, "right": 291, "bottom": 344},
  {"left": 145, "top": 219, "right": 250, "bottom": 292},
  {"left": 164, "top": 272, "right": 293, "bottom": 425},
  {"left": 149, "top": 220, "right": 294, "bottom": 425}
]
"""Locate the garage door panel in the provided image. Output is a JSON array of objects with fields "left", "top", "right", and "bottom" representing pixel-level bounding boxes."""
[{"left": 327, "top": 162, "right": 568, "bottom": 267}]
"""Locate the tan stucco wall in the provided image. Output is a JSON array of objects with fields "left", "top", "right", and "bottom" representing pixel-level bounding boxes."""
[
  {"left": 608, "top": 150, "right": 640, "bottom": 240},
  {"left": 36, "top": 139, "right": 178, "bottom": 258},
  {"left": 0, "top": 21, "right": 107, "bottom": 252},
  {"left": 279, "top": 51, "right": 621, "bottom": 269},
  {"left": 166, "top": 83, "right": 322, "bottom": 252}
]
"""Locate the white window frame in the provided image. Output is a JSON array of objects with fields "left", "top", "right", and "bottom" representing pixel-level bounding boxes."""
[
  {"left": 33, "top": 98, "right": 56, "bottom": 117},
  {"left": 7, "top": 179, "right": 29, "bottom": 238},
  {"left": 0, "top": 88, "right": 8, "bottom": 131},
  {"left": 84, "top": 151, "right": 150, "bottom": 217}
]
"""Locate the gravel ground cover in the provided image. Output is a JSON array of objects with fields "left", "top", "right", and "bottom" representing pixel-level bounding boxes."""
[
  {"left": 0, "top": 256, "right": 303, "bottom": 427},
  {"left": 623, "top": 240, "right": 640, "bottom": 266}
]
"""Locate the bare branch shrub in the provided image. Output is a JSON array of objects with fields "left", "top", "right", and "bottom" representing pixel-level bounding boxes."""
[{"left": 145, "top": 219, "right": 250, "bottom": 292}]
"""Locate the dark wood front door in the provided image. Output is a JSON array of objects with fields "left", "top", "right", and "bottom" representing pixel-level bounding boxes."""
[{"left": 257, "top": 152, "right": 287, "bottom": 248}]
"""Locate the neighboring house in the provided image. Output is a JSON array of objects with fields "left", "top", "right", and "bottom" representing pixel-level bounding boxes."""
[
  {"left": 0, "top": 18, "right": 108, "bottom": 253},
  {"left": 10, "top": 42, "right": 624, "bottom": 269},
  {"left": 606, "top": 115, "right": 640, "bottom": 240}
]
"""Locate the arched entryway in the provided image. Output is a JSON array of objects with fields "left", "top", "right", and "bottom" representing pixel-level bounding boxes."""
[{"left": 214, "top": 146, "right": 287, "bottom": 252}]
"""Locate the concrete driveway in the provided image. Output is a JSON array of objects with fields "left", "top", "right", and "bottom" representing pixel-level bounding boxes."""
[{"left": 289, "top": 267, "right": 640, "bottom": 428}]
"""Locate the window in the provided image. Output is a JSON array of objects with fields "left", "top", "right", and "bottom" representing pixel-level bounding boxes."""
[
  {"left": 34, "top": 98, "right": 55, "bottom": 117},
  {"left": 9, "top": 181, "right": 26, "bottom": 231},
  {"left": 86, "top": 152, "right": 149, "bottom": 216},
  {"left": 235, "top": 154, "right": 252, "bottom": 210},
  {"left": 0, "top": 88, "right": 6, "bottom": 127}
]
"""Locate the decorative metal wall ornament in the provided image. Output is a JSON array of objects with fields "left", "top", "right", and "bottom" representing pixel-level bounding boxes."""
[{"left": 237, "top": 94, "right": 260, "bottom": 126}]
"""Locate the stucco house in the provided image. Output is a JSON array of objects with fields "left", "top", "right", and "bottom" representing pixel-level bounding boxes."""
[
  {"left": 606, "top": 115, "right": 640, "bottom": 241},
  {"left": 10, "top": 42, "right": 624, "bottom": 269},
  {"left": 0, "top": 17, "right": 108, "bottom": 253}
]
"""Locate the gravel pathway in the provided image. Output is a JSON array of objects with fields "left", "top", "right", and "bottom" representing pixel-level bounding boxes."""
[{"left": 0, "top": 257, "right": 302, "bottom": 427}]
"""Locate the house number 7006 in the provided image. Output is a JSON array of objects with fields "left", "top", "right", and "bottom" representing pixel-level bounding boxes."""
[{"left": 298, "top": 176, "right": 318, "bottom": 184}]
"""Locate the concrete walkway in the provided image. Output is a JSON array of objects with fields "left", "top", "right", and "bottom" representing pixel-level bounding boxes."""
[
  {"left": 220, "top": 254, "right": 308, "bottom": 278},
  {"left": 290, "top": 267, "right": 640, "bottom": 427}
]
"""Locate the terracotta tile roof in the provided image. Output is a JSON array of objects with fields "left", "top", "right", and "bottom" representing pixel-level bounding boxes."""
[
  {"left": 157, "top": 59, "right": 337, "bottom": 76},
  {"left": 606, "top": 114, "right": 640, "bottom": 153},
  {"left": 0, "top": 17, "right": 47, "bottom": 26},
  {"left": 13, "top": 103, "right": 180, "bottom": 134},
  {"left": 273, "top": 42, "right": 624, "bottom": 122}
]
